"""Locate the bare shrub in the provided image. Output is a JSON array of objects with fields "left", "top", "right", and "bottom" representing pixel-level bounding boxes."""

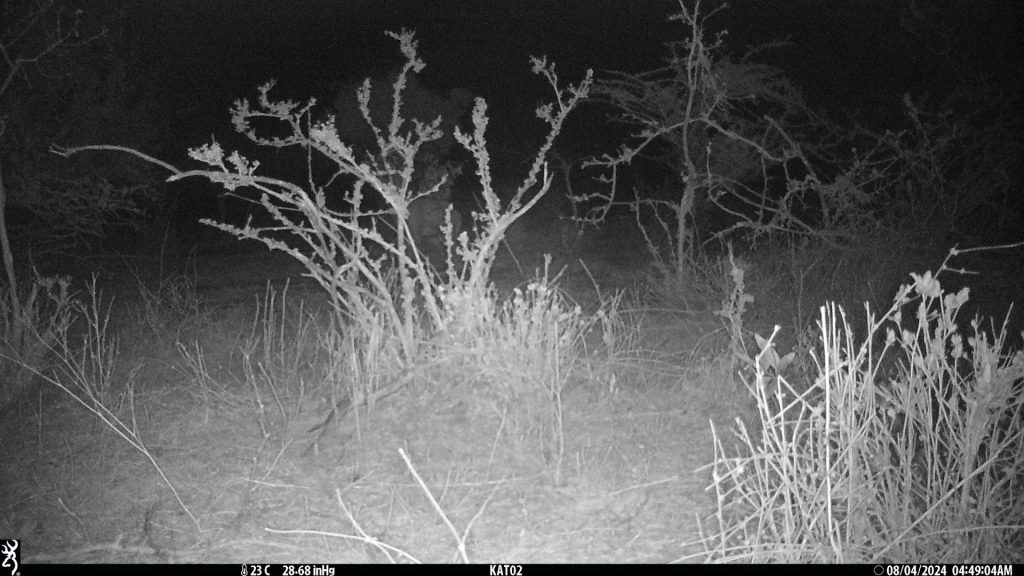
[
  {"left": 54, "top": 30, "right": 595, "bottom": 460},
  {"left": 580, "top": 1, "right": 832, "bottom": 281}
]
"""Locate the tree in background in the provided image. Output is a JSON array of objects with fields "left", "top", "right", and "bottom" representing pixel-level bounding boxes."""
[
  {"left": 1, "top": 0, "right": 165, "bottom": 262},
  {"left": 1, "top": 0, "right": 164, "bottom": 407}
]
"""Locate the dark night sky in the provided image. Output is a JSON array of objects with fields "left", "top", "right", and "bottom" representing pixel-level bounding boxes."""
[
  {"left": 122, "top": 0, "right": 1021, "bottom": 162},
  {"left": 130, "top": 0, "right": 676, "bottom": 153}
]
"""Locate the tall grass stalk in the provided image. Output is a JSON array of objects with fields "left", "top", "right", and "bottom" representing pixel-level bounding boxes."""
[
  {"left": 436, "top": 258, "right": 619, "bottom": 477},
  {"left": 11, "top": 277, "right": 200, "bottom": 530},
  {"left": 0, "top": 272, "right": 75, "bottom": 409},
  {"left": 695, "top": 263, "right": 1023, "bottom": 562}
]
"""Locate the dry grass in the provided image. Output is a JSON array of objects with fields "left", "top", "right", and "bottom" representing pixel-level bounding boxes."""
[{"left": 691, "top": 250, "right": 1024, "bottom": 563}]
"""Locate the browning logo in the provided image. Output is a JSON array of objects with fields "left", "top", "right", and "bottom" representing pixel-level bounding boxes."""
[{"left": 1, "top": 539, "right": 19, "bottom": 576}]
